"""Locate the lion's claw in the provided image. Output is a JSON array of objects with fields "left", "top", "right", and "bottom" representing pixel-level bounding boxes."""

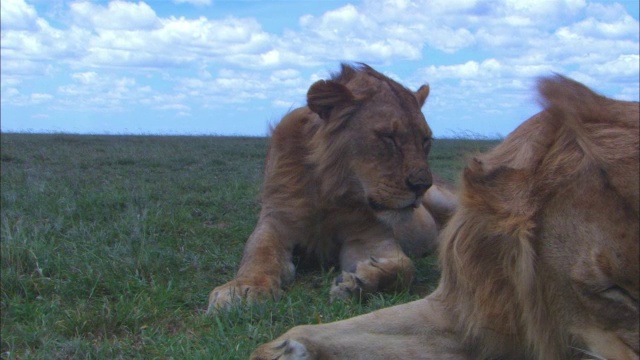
[
  {"left": 207, "top": 281, "right": 282, "bottom": 314},
  {"left": 330, "top": 271, "right": 365, "bottom": 302},
  {"left": 251, "top": 338, "right": 314, "bottom": 360}
]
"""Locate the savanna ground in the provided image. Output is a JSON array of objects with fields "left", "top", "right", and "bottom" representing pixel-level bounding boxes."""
[{"left": 1, "top": 133, "right": 498, "bottom": 359}]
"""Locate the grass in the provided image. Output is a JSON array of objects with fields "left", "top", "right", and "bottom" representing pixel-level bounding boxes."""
[{"left": 1, "top": 133, "right": 498, "bottom": 359}]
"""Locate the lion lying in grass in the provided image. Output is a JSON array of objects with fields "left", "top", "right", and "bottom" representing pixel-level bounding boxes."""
[
  {"left": 251, "top": 75, "right": 639, "bottom": 359},
  {"left": 207, "top": 64, "right": 457, "bottom": 312}
]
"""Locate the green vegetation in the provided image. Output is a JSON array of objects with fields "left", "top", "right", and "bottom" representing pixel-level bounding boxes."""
[{"left": 1, "top": 133, "right": 498, "bottom": 359}]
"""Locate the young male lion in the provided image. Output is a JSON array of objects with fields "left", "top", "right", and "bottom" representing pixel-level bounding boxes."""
[
  {"left": 207, "top": 64, "right": 457, "bottom": 312},
  {"left": 251, "top": 75, "right": 639, "bottom": 359}
]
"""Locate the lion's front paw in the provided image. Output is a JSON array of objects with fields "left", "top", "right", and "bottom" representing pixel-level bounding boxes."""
[
  {"left": 251, "top": 339, "right": 315, "bottom": 360},
  {"left": 207, "top": 280, "right": 283, "bottom": 314},
  {"left": 329, "top": 271, "right": 365, "bottom": 302}
]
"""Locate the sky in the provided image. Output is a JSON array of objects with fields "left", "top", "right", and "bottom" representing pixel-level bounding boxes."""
[{"left": 1, "top": 0, "right": 638, "bottom": 138}]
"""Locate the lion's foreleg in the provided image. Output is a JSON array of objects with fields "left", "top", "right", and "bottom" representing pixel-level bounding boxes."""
[
  {"left": 251, "top": 296, "right": 465, "bottom": 359},
  {"left": 207, "top": 216, "right": 296, "bottom": 313},
  {"left": 389, "top": 205, "right": 439, "bottom": 257},
  {"left": 330, "top": 237, "right": 415, "bottom": 302},
  {"left": 422, "top": 184, "right": 458, "bottom": 229}
]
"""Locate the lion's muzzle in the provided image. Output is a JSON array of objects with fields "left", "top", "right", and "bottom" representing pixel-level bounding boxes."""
[{"left": 406, "top": 168, "right": 432, "bottom": 198}]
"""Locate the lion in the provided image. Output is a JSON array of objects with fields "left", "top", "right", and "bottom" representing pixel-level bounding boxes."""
[
  {"left": 207, "top": 63, "right": 457, "bottom": 313},
  {"left": 251, "top": 75, "right": 639, "bottom": 359}
]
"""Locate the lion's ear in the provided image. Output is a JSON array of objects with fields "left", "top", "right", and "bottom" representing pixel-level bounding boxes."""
[
  {"left": 307, "top": 80, "right": 355, "bottom": 120},
  {"left": 415, "top": 84, "right": 430, "bottom": 107}
]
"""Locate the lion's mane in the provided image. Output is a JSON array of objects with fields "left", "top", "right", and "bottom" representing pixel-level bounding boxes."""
[{"left": 438, "top": 75, "right": 639, "bottom": 358}]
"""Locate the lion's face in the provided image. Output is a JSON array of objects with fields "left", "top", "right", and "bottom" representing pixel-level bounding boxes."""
[
  {"left": 307, "top": 64, "right": 433, "bottom": 211},
  {"left": 347, "top": 97, "right": 433, "bottom": 211},
  {"left": 542, "top": 187, "right": 639, "bottom": 357}
]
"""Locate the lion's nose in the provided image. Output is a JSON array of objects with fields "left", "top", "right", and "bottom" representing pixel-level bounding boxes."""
[{"left": 406, "top": 173, "right": 432, "bottom": 196}]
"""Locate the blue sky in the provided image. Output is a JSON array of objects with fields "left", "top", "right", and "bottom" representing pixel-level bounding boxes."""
[{"left": 2, "top": 0, "right": 638, "bottom": 137}]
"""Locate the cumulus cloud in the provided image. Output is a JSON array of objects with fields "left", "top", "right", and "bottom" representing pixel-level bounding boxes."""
[
  {"left": 294, "top": 2, "right": 428, "bottom": 60},
  {"left": 0, "top": 88, "right": 55, "bottom": 106},
  {"left": 156, "top": 103, "right": 191, "bottom": 111},
  {"left": 174, "top": 0, "right": 212, "bottom": 6},
  {"left": 1, "top": 1, "right": 273, "bottom": 73},
  {"left": 74, "top": 14, "right": 271, "bottom": 69},
  {"left": 2, "top": 0, "right": 637, "bottom": 74},
  {"left": 54, "top": 72, "right": 147, "bottom": 111},
  {"left": 70, "top": 1, "right": 160, "bottom": 30},
  {"left": 1, "top": 0, "right": 38, "bottom": 31},
  {"left": 586, "top": 54, "right": 640, "bottom": 78},
  {"left": 0, "top": 0, "right": 637, "bottom": 136},
  {"left": 30, "top": 93, "right": 53, "bottom": 104},
  {"left": 72, "top": 72, "right": 99, "bottom": 85}
]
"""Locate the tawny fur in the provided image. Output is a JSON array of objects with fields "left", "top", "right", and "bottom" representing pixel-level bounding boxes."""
[
  {"left": 251, "top": 75, "right": 639, "bottom": 360},
  {"left": 207, "top": 64, "right": 457, "bottom": 312}
]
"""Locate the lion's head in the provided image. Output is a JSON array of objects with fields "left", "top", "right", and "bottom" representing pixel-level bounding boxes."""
[
  {"left": 438, "top": 75, "right": 639, "bottom": 358},
  {"left": 305, "top": 64, "right": 433, "bottom": 211}
]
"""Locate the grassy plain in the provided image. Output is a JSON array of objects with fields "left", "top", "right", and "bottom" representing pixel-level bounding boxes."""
[{"left": 1, "top": 133, "right": 498, "bottom": 359}]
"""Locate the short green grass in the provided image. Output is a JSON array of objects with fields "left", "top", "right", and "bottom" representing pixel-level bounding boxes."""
[{"left": 1, "top": 133, "right": 498, "bottom": 359}]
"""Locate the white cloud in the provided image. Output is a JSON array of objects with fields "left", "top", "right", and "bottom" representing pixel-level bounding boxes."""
[
  {"left": 294, "top": 2, "right": 428, "bottom": 60},
  {"left": 0, "top": 88, "right": 55, "bottom": 106},
  {"left": 70, "top": 1, "right": 160, "bottom": 30},
  {"left": 67, "top": 14, "right": 272, "bottom": 69},
  {"left": 420, "top": 59, "right": 504, "bottom": 80},
  {"left": 1, "top": 16, "right": 92, "bottom": 78},
  {"left": 586, "top": 54, "right": 640, "bottom": 78},
  {"left": 272, "top": 99, "right": 297, "bottom": 108},
  {"left": 54, "top": 73, "right": 148, "bottom": 111},
  {"left": 260, "top": 50, "right": 281, "bottom": 67},
  {"left": 423, "top": 27, "right": 475, "bottom": 53},
  {"left": 1, "top": 88, "right": 22, "bottom": 104},
  {"left": 157, "top": 103, "right": 191, "bottom": 111},
  {"left": 1, "top": 0, "right": 38, "bottom": 31},
  {"left": 30, "top": 93, "right": 53, "bottom": 104},
  {"left": 0, "top": 0, "right": 637, "bottom": 136},
  {"left": 171, "top": 67, "right": 307, "bottom": 110},
  {"left": 71, "top": 72, "right": 99, "bottom": 85},
  {"left": 586, "top": 2, "right": 635, "bottom": 22},
  {"left": 568, "top": 4, "right": 639, "bottom": 39},
  {"left": 0, "top": 0, "right": 576, "bottom": 72},
  {"left": 617, "top": 85, "right": 640, "bottom": 102},
  {"left": 271, "top": 69, "right": 299, "bottom": 79},
  {"left": 174, "top": 0, "right": 212, "bottom": 6},
  {"left": 424, "top": 0, "right": 479, "bottom": 13},
  {"left": 503, "top": 0, "right": 585, "bottom": 18},
  {"left": 0, "top": 77, "right": 22, "bottom": 89},
  {"left": 2, "top": 0, "right": 637, "bottom": 74}
]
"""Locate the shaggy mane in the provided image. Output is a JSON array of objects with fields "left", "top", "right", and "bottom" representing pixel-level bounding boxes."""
[{"left": 438, "top": 74, "right": 639, "bottom": 359}]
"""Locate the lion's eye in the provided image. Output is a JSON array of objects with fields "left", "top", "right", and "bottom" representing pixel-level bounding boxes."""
[
  {"left": 423, "top": 138, "right": 432, "bottom": 153},
  {"left": 600, "top": 285, "right": 637, "bottom": 304},
  {"left": 588, "top": 283, "right": 640, "bottom": 315},
  {"left": 378, "top": 133, "right": 397, "bottom": 150}
]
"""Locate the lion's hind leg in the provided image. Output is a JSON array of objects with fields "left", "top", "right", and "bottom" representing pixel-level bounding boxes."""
[{"left": 330, "top": 237, "right": 415, "bottom": 302}]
